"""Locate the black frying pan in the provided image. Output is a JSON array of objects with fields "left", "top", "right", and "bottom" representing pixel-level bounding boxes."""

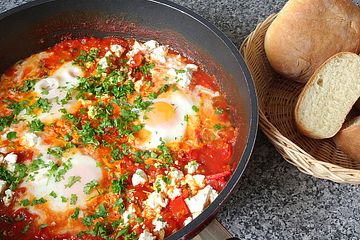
[{"left": 0, "top": 0, "right": 258, "bottom": 239}]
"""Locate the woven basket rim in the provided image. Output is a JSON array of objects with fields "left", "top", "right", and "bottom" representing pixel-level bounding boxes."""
[{"left": 241, "top": 13, "right": 360, "bottom": 184}]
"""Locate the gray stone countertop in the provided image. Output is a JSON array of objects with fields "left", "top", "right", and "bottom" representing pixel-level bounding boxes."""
[{"left": 1, "top": 0, "right": 360, "bottom": 239}]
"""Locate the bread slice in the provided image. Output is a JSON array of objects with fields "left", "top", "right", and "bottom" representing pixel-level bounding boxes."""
[
  {"left": 264, "top": 0, "right": 360, "bottom": 83},
  {"left": 334, "top": 116, "right": 360, "bottom": 161},
  {"left": 294, "top": 52, "right": 360, "bottom": 139}
]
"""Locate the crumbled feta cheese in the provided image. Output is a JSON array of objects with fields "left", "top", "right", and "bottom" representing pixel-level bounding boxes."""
[
  {"left": 134, "top": 80, "right": 143, "bottom": 92},
  {"left": 167, "top": 187, "right": 181, "bottom": 200},
  {"left": 123, "top": 204, "right": 136, "bottom": 224},
  {"left": 193, "top": 174, "right": 205, "bottom": 186},
  {"left": 127, "top": 41, "right": 144, "bottom": 58},
  {"left": 168, "top": 167, "right": 184, "bottom": 184},
  {"left": 146, "top": 191, "right": 168, "bottom": 210},
  {"left": 2, "top": 189, "right": 13, "bottom": 207},
  {"left": 185, "top": 160, "right": 199, "bottom": 174},
  {"left": 0, "top": 148, "right": 7, "bottom": 154},
  {"left": 154, "top": 177, "right": 167, "bottom": 192},
  {"left": 105, "top": 51, "right": 112, "bottom": 57},
  {"left": 150, "top": 46, "right": 168, "bottom": 64},
  {"left": 184, "top": 185, "right": 218, "bottom": 218},
  {"left": 4, "top": 153, "right": 17, "bottom": 172},
  {"left": 98, "top": 57, "right": 108, "bottom": 69},
  {"left": 139, "top": 230, "right": 156, "bottom": 240},
  {"left": 110, "top": 44, "right": 125, "bottom": 57},
  {"left": 209, "top": 188, "right": 219, "bottom": 202},
  {"left": 21, "top": 132, "right": 39, "bottom": 147},
  {"left": 153, "top": 217, "right": 167, "bottom": 232},
  {"left": 184, "top": 216, "right": 192, "bottom": 226},
  {"left": 132, "top": 169, "right": 147, "bottom": 186},
  {"left": 183, "top": 174, "right": 205, "bottom": 191},
  {"left": 167, "top": 68, "right": 177, "bottom": 77},
  {"left": 0, "top": 180, "right": 7, "bottom": 194},
  {"left": 143, "top": 40, "right": 159, "bottom": 52}
]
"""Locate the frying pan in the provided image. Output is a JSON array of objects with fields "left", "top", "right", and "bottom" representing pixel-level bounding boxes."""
[{"left": 0, "top": 0, "right": 258, "bottom": 239}]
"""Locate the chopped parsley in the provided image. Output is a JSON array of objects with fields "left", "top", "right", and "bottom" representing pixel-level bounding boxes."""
[
  {"left": 49, "top": 191, "right": 57, "bottom": 198},
  {"left": 29, "top": 119, "right": 45, "bottom": 132},
  {"left": 31, "top": 197, "right": 47, "bottom": 206},
  {"left": 70, "top": 194, "right": 78, "bottom": 205},
  {"left": 71, "top": 207, "right": 80, "bottom": 219},
  {"left": 39, "top": 224, "right": 48, "bottom": 229},
  {"left": 20, "top": 199, "right": 30, "bottom": 207},
  {"left": 20, "top": 79, "right": 36, "bottom": 92},
  {"left": 111, "top": 174, "right": 128, "bottom": 194},
  {"left": 215, "top": 107, "right": 224, "bottom": 114},
  {"left": 114, "top": 198, "right": 125, "bottom": 214},
  {"left": 6, "top": 131, "right": 17, "bottom": 140},
  {"left": 192, "top": 105, "right": 199, "bottom": 112},
  {"left": 83, "top": 180, "right": 99, "bottom": 195},
  {"left": 47, "top": 147, "right": 64, "bottom": 159},
  {"left": 214, "top": 123, "right": 225, "bottom": 130},
  {"left": 65, "top": 176, "right": 82, "bottom": 188}
]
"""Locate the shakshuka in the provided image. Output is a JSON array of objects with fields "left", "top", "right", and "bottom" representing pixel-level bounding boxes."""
[{"left": 0, "top": 37, "right": 239, "bottom": 239}]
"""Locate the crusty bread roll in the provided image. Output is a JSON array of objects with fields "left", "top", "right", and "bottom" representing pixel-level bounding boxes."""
[
  {"left": 264, "top": 0, "right": 360, "bottom": 83},
  {"left": 334, "top": 116, "right": 360, "bottom": 161},
  {"left": 294, "top": 52, "right": 360, "bottom": 139}
]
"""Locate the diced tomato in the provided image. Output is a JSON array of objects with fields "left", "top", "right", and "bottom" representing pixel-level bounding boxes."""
[
  {"left": 191, "top": 70, "right": 219, "bottom": 91},
  {"left": 206, "top": 170, "right": 232, "bottom": 180},
  {"left": 129, "top": 53, "right": 144, "bottom": 68},
  {"left": 168, "top": 197, "right": 190, "bottom": 221},
  {"left": 191, "top": 143, "right": 232, "bottom": 175}
]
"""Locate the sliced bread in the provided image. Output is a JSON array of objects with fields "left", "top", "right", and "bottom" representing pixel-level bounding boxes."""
[
  {"left": 294, "top": 52, "right": 360, "bottom": 139},
  {"left": 334, "top": 116, "right": 360, "bottom": 161}
]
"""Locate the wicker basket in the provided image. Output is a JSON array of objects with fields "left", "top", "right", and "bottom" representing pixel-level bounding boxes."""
[{"left": 240, "top": 14, "right": 360, "bottom": 184}]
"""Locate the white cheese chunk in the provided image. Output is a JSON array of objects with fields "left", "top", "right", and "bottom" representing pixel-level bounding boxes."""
[
  {"left": 169, "top": 167, "right": 184, "bottom": 183},
  {"left": 123, "top": 204, "right": 136, "bottom": 224},
  {"left": 3, "top": 189, "right": 13, "bottom": 207},
  {"left": 4, "top": 153, "right": 17, "bottom": 172},
  {"left": 184, "top": 185, "right": 218, "bottom": 218},
  {"left": 98, "top": 57, "right": 108, "bottom": 69},
  {"left": 0, "top": 180, "right": 7, "bottom": 194},
  {"left": 139, "top": 230, "right": 156, "bottom": 240},
  {"left": 146, "top": 191, "right": 168, "bottom": 210},
  {"left": 132, "top": 169, "right": 147, "bottom": 186},
  {"left": 183, "top": 216, "right": 192, "bottom": 226},
  {"left": 134, "top": 80, "right": 143, "bottom": 93},
  {"left": 185, "top": 160, "right": 199, "bottom": 174},
  {"left": 21, "top": 132, "right": 39, "bottom": 148},
  {"left": 153, "top": 217, "right": 167, "bottom": 232},
  {"left": 105, "top": 51, "right": 113, "bottom": 57},
  {"left": 167, "top": 187, "right": 181, "bottom": 200},
  {"left": 110, "top": 44, "right": 125, "bottom": 57},
  {"left": 143, "top": 40, "right": 159, "bottom": 52},
  {"left": 154, "top": 177, "right": 167, "bottom": 193},
  {"left": 150, "top": 46, "right": 168, "bottom": 64}
]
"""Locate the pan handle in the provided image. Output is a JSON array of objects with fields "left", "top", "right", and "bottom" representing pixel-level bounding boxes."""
[{"left": 193, "top": 219, "right": 240, "bottom": 240}]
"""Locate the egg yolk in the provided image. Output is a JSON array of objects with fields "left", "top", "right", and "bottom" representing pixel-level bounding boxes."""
[{"left": 145, "top": 101, "right": 177, "bottom": 127}]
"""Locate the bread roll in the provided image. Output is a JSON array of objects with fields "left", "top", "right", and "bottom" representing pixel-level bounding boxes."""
[
  {"left": 294, "top": 52, "right": 360, "bottom": 139},
  {"left": 334, "top": 116, "right": 360, "bottom": 161},
  {"left": 264, "top": 0, "right": 360, "bottom": 83}
]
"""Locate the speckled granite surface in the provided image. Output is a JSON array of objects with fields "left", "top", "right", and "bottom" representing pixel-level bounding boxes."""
[{"left": 1, "top": 0, "right": 360, "bottom": 239}]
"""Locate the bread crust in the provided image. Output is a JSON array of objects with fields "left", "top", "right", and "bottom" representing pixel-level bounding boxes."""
[
  {"left": 264, "top": 0, "right": 360, "bottom": 83},
  {"left": 294, "top": 52, "right": 360, "bottom": 139},
  {"left": 334, "top": 116, "right": 360, "bottom": 161}
]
